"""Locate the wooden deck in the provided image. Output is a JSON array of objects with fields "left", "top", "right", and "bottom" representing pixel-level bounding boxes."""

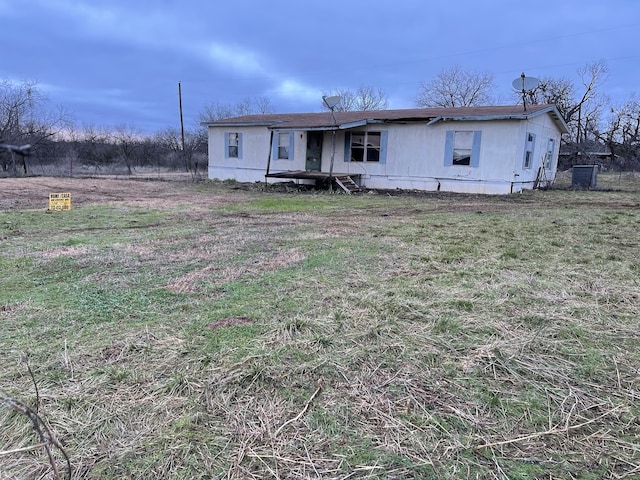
[
  {"left": 265, "top": 171, "right": 363, "bottom": 193},
  {"left": 266, "top": 170, "right": 360, "bottom": 181}
]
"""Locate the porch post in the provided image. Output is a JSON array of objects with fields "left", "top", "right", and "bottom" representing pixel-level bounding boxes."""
[
  {"left": 265, "top": 130, "right": 274, "bottom": 186},
  {"left": 328, "top": 128, "right": 336, "bottom": 192}
]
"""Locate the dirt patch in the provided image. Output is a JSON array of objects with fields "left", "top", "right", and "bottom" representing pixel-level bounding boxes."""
[
  {"left": 0, "top": 176, "right": 236, "bottom": 211},
  {"left": 39, "top": 245, "right": 93, "bottom": 259},
  {"left": 0, "top": 301, "right": 29, "bottom": 317}
]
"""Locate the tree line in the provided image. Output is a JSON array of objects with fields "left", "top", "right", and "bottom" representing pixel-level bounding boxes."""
[
  {"left": 2, "top": 60, "right": 639, "bottom": 177},
  {"left": 0, "top": 79, "right": 214, "bottom": 177}
]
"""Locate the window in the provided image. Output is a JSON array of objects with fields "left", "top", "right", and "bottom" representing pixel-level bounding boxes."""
[
  {"left": 228, "top": 133, "right": 239, "bottom": 158},
  {"left": 272, "top": 132, "right": 295, "bottom": 160},
  {"left": 452, "top": 131, "right": 473, "bottom": 165},
  {"left": 344, "top": 131, "right": 388, "bottom": 164},
  {"left": 444, "top": 130, "right": 482, "bottom": 167},
  {"left": 545, "top": 138, "right": 555, "bottom": 169},
  {"left": 224, "top": 132, "right": 242, "bottom": 159},
  {"left": 278, "top": 133, "right": 290, "bottom": 159},
  {"left": 523, "top": 132, "right": 535, "bottom": 169}
]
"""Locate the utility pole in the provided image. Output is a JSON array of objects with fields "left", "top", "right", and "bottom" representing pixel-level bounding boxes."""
[{"left": 178, "top": 82, "right": 187, "bottom": 171}]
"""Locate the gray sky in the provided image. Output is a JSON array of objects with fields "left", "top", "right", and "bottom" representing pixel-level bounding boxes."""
[{"left": 1, "top": 0, "right": 638, "bottom": 133}]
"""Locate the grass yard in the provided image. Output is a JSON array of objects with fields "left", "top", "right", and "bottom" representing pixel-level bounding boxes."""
[{"left": 1, "top": 175, "right": 639, "bottom": 479}]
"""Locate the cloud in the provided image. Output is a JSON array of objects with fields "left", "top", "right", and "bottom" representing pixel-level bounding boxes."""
[
  {"left": 270, "top": 80, "right": 321, "bottom": 103},
  {"left": 25, "top": 0, "right": 178, "bottom": 48},
  {"left": 23, "top": 0, "right": 274, "bottom": 80},
  {"left": 39, "top": 81, "right": 155, "bottom": 117},
  {"left": 204, "top": 42, "right": 265, "bottom": 76}
]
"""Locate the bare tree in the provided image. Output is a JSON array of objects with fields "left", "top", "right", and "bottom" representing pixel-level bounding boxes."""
[
  {"left": 0, "top": 80, "right": 36, "bottom": 143},
  {"left": 111, "top": 125, "right": 141, "bottom": 175},
  {"left": 199, "top": 101, "right": 236, "bottom": 122},
  {"left": 573, "top": 60, "right": 608, "bottom": 144},
  {"left": 197, "top": 97, "right": 276, "bottom": 164},
  {"left": 253, "top": 96, "right": 275, "bottom": 114},
  {"left": 322, "top": 85, "right": 389, "bottom": 112},
  {"left": 523, "top": 61, "right": 608, "bottom": 144},
  {"left": 233, "top": 98, "right": 253, "bottom": 117},
  {"left": 600, "top": 95, "right": 640, "bottom": 170},
  {"left": 524, "top": 77, "right": 575, "bottom": 114},
  {"left": 155, "top": 127, "right": 206, "bottom": 173},
  {"left": 199, "top": 96, "right": 275, "bottom": 123},
  {"left": 0, "top": 79, "right": 70, "bottom": 175},
  {"left": 73, "top": 124, "right": 117, "bottom": 170},
  {"left": 416, "top": 65, "right": 495, "bottom": 108}
]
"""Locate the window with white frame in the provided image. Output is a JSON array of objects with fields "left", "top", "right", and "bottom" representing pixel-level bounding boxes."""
[
  {"left": 523, "top": 132, "right": 535, "bottom": 169},
  {"left": 278, "top": 132, "right": 290, "bottom": 159},
  {"left": 453, "top": 131, "right": 474, "bottom": 166},
  {"left": 444, "top": 130, "right": 482, "bottom": 167},
  {"left": 226, "top": 132, "right": 239, "bottom": 158},
  {"left": 272, "top": 131, "right": 295, "bottom": 161},
  {"left": 545, "top": 138, "right": 555, "bottom": 169},
  {"left": 350, "top": 132, "right": 381, "bottom": 162}
]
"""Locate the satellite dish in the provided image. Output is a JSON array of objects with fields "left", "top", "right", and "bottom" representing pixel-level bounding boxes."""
[
  {"left": 512, "top": 73, "right": 540, "bottom": 92},
  {"left": 512, "top": 73, "right": 540, "bottom": 111},
  {"left": 322, "top": 95, "right": 341, "bottom": 110}
]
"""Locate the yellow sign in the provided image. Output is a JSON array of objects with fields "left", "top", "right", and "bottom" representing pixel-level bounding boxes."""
[{"left": 49, "top": 192, "right": 72, "bottom": 211}]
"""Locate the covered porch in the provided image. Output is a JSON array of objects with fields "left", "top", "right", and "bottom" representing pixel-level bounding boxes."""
[{"left": 264, "top": 125, "right": 362, "bottom": 193}]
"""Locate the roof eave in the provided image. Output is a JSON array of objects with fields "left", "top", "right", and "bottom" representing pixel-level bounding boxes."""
[
  {"left": 519, "top": 105, "right": 570, "bottom": 134},
  {"left": 270, "top": 119, "right": 385, "bottom": 131},
  {"left": 427, "top": 106, "right": 569, "bottom": 134},
  {"left": 339, "top": 119, "right": 369, "bottom": 129},
  {"left": 202, "top": 121, "right": 278, "bottom": 127},
  {"left": 270, "top": 125, "right": 332, "bottom": 131}
]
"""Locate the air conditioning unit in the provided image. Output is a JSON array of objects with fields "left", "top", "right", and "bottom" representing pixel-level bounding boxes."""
[{"left": 571, "top": 165, "right": 598, "bottom": 188}]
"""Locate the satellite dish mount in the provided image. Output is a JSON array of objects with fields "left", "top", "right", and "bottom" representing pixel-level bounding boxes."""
[
  {"left": 512, "top": 72, "right": 540, "bottom": 112},
  {"left": 322, "top": 95, "right": 342, "bottom": 192}
]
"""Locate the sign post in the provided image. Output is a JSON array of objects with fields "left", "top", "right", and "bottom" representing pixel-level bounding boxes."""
[{"left": 49, "top": 193, "right": 72, "bottom": 211}]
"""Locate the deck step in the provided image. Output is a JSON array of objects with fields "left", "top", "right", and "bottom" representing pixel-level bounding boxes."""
[{"left": 334, "top": 175, "right": 361, "bottom": 194}]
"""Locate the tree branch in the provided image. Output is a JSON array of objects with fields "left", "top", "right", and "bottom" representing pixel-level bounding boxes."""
[{"left": 273, "top": 380, "right": 323, "bottom": 437}]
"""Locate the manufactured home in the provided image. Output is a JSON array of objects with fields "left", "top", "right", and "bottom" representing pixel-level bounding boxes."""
[{"left": 203, "top": 104, "right": 568, "bottom": 194}]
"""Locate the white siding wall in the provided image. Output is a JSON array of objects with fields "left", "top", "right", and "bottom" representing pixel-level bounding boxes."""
[
  {"left": 208, "top": 126, "right": 268, "bottom": 182},
  {"left": 208, "top": 127, "right": 310, "bottom": 183},
  {"left": 512, "top": 115, "right": 563, "bottom": 191},
  {"left": 270, "top": 131, "right": 307, "bottom": 173},
  {"left": 207, "top": 114, "right": 564, "bottom": 194},
  {"left": 335, "top": 121, "right": 523, "bottom": 194}
]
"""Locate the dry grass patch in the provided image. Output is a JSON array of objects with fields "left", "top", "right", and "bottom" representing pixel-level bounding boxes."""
[
  {"left": 1, "top": 177, "right": 639, "bottom": 479},
  {"left": 166, "top": 247, "right": 306, "bottom": 294}
]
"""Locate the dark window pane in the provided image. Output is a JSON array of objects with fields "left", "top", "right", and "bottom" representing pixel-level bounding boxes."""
[
  {"left": 351, "top": 148, "right": 364, "bottom": 162},
  {"left": 452, "top": 149, "right": 471, "bottom": 165},
  {"left": 367, "top": 147, "right": 380, "bottom": 162}
]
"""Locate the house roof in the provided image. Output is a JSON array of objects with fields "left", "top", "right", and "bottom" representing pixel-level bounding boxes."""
[{"left": 202, "top": 104, "right": 569, "bottom": 134}]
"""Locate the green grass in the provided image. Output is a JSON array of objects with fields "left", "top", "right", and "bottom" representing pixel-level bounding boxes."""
[{"left": 1, "top": 177, "right": 639, "bottom": 479}]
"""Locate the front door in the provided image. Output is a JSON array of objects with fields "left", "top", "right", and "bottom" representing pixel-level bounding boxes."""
[{"left": 306, "top": 131, "right": 322, "bottom": 171}]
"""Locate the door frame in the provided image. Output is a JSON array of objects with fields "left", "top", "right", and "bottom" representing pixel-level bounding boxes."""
[{"left": 305, "top": 131, "right": 323, "bottom": 171}]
